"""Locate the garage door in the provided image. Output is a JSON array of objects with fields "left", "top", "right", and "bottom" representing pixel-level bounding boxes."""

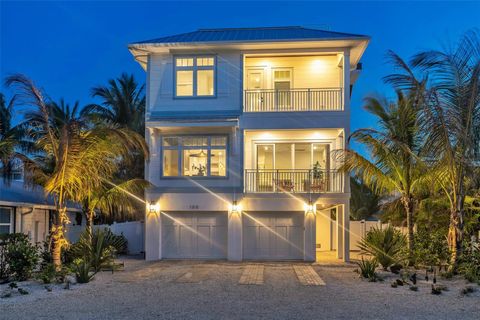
[
  {"left": 162, "top": 212, "right": 227, "bottom": 259},
  {"left": 243, "top": 211, "right": 304, "bottom": 260}
]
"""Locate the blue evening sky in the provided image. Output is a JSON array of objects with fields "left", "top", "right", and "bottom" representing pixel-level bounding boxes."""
[{"left": 1, "top": 1, "right": 479, "bottom": 147}]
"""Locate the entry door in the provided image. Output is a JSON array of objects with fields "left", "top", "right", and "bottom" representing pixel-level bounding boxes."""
[
  {"left": 243, "top": 212, "right": 304, "bottom": 260},
  {"left": 273, "top": 69, "right": 292, "bottom": 110},
  {"left": 162, "top": 212, "right": 227, "bottom": 259},
  {"left": 246, "top": 69, "right": 266, "bottom": 111}
]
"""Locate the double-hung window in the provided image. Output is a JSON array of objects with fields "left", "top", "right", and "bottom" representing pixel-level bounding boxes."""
[
  {"left": 0, "top": 207, "right": 13, "bottom": 235},
  {"left": 175, "top": 56, "right": 215, "bottom": 97},
  {"left": 162, "top": 136, "right": 227, "bottom": 177}
]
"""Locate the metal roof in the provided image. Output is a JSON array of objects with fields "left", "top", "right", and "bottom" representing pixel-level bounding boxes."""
[{"left": 132, "top": 26, "right": 369, "bottom": 45}]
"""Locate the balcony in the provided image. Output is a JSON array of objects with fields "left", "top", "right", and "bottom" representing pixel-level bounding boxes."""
[
  {"left": 244, "top": 88, "right": 343, "bottom": 112},
  {"left": 244, "top": 169, "right": 344, "bottom": 193}
]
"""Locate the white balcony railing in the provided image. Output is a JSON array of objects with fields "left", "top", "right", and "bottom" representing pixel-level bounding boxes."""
[
  {"left": 244, "top": 88, "right": 343, "bottom": 112},
  {"left": 244, "top": 169, "right": 344, "bottom": 193}
]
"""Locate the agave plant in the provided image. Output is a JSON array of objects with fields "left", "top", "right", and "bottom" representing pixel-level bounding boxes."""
[{"left": 359, "top": 226, "right": 406, "bottom": 270}]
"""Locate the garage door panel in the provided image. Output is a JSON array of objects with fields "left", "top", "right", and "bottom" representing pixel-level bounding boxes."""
[
  {"left": 162, "top": 212, "right": 227, "bottom": 259},
  {"left": 243, "top": 212, "right": 304, "bottom": 260}
]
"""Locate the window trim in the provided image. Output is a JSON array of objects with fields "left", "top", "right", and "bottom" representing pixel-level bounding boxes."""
[
  {"left": 161, "top": 134, "right": 229, "bottom": 179},
  {"left": 173, "top": 55, "right": 217, "bottom": 99},
  {"left": 0, "top": 206, "right": 14, "bottom": 234}
]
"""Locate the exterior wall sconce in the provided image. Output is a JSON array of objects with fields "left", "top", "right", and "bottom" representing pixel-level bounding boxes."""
[
  {"left": 148, "top": 202, "right": 160, "bottom": 214},
  {"left": 231, "top": 200, "right": 241, "bottom": 213},
  {"left": 305, "top": 200, "right": 315, "bottom": 213}
]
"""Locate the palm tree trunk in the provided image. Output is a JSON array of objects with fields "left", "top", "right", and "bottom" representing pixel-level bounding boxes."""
[
  {"left": 51, "top": 207, "right": 67, "bottom": 270},
  {"left": 86, "top": 209, "right": 95, "bottom": 235},
  {"left": 401, "top": 195, "right": 415, "bottom": 265},
  {"left": 448, "top": 208, "right": 464, "bottom": 271}
]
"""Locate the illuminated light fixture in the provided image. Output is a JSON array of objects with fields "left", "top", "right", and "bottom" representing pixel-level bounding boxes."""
[
  {"left": 311, "top": 59, "right": 326, "bottom": 72},
  {"left": 305, "top": 200, "right": 315, "bottom": 213},
  {"left": 149, "top": 202, "right": 160, "bottom": 214},
  {"left": 231, "top": 200, "right": 240, "bottom": 213}
]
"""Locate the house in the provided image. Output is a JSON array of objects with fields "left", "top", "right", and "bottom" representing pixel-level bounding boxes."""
[
  {"left": 0, "top": 178, "right": 82, "bottom": 243},
  {"left": 129, "top": 26, "right": 370, "bottom": 262}
]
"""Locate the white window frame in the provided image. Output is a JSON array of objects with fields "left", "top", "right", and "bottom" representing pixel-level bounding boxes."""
[
  {"left": 0, "top": 207, "right": 13, "bottom": 234},
  {"left": 174, "top": 56, "right": 216, "bottom": 98},
  {"left": 162, "top": 135, "right": 228, "bottom": 178}
]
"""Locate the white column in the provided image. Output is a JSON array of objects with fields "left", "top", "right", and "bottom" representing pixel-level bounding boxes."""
[
  {"left": 343, "top": 202, "right": 350, "bottom": 262},
  {"left": 304, "top": 210, "right": 316, "bottom": 262},
  {"left": 144, "top": 202, "right": 161, "bottom": 261},
  {"left": 228, "top": 210, "right": 243, "bottom": 261},
  {"left": 343, "top": 50, "right": 351, "bottom": 113},
  {"left": 336, "top": 205, "right": 344, "bottom": 259}
]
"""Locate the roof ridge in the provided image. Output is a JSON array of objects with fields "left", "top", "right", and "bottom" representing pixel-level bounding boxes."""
[{"left": 197, "top": 26, "right": 303, "bottom": 32}]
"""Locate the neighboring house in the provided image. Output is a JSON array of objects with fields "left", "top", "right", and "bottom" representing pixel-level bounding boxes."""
[
  {"left": 129, "top": 26, "right": 369, "bottom": 262},
  {"left": 0, "top": 178, "right": 81, "bottom": 243}
]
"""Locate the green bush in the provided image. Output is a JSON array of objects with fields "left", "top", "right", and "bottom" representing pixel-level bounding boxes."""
[
  {"left": 37, "top": 263, "right": 56, "bottom": 284},
  {"left": 356, "top": 257, "right": 378, "bottom": 281},
  {"left": 71, "top": 258, "right": 94, "bottom": 283},
  {"left": 358, "top": 226, "right": 406, "bottom": 270},
  {"left": 413, "top": 228, "right": 449, "bottom": 268},
  {"left": 70, "top": 228, "right": 127, "bottom": 272},
  {"left": 4, "top": 234, "right": 39, "bottom": 281},
  {"left": 0, "top": 236, "right": 9, "bottom": 281},
  {"left": 459, "top": 241, "right": 480, "bottom": 284}
]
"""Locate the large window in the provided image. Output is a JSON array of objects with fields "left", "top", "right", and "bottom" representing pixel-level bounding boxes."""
[
  {"left": 162, "top": 136, "right": 227, "bottom": 177},
  {"left": 0, "top": 207, "right": 13, "bottom": 235},
  {"left": 175, "top": 56, "right": 215, "bottom": 97},
  {"left": 256, "top": 143, "right": 329, "bottom": 170}
]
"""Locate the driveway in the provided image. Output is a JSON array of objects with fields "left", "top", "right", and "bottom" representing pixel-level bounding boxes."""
[{"left": 2, "top": 258, "right": 479, "bottom": 319}]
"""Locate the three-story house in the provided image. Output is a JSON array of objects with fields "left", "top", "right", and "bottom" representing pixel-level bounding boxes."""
[{"left": 129, "top": 26, "right": 370, "bottom": 262}]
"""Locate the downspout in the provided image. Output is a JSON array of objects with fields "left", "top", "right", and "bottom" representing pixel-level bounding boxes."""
[{"left": 20, "top": 206, "right": 34, "bottom": 238}]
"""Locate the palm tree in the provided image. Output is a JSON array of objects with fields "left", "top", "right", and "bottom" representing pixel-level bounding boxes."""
[
  {"left": 83, "top": 178, "right": 149, "bottom": 234},
  {"left": 407, "top": 30, "right": 480, "bottom": 268},
  {"left": 339, "top": 89, "right": 426, "bottom": 262},
  {"left": 350, "top": 176, "right": 382, "bottom": 221},
  {"left": 5, "top": 74, "right": 148, "bottom": 268},
  {"left": 0, "top": 93, "right": 32, "bottom": 181},
  {"left": 81, "top": 73, "right": 145, "bottom": 133}
]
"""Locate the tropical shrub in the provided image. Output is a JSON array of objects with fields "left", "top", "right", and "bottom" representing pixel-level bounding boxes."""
[
  {"left": 38, "top": 263, "right": 56, "bottom": 284},
  {"left": 70, "top": 228, "right": 127, "bottom": 272},
  {"left": 4, "top": 234, "right": 39, "bottom": 281},
  {"left": 356, "top": 257, "right": 378, "bottom": 281},
  {"left": 358, "top": 226, "right": 406, "bottom": 270},
  {"left": 0, "top": 236, "right": 9, "bottom": 281},
  {"left": 459, "top": 241, "right": 480, "bottom": 284},
  {"left": 71, "top": 258, "right": 95, "bottom": 283},
  {"left": 413, "top": 228, "right": 449, "bottom": 268}
]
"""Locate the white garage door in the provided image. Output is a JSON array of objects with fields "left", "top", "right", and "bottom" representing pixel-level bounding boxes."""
[
  {"left": 243, "top": 211, "right": 304, "bottom": 260},
  {"left": 162, "top": 212, "right": 227, "bottom": 259}
]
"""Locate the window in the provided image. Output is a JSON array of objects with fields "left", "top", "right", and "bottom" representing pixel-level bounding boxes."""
[
  {"left": 175, "top": 56, "right": 215, "bottom": 97},
  {"left": 0, "top": 207, "right": 13, "bottom": 235},
  {"left": 162, "top": 136, "right": 227, "bottom": 177},
  {"left": 255, "top": 143, "right": 330, "bottom": 170}
]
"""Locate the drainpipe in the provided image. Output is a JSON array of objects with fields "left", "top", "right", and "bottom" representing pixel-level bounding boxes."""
[{"left": 20, "top": 206, "right": 34, "bottom": 238}]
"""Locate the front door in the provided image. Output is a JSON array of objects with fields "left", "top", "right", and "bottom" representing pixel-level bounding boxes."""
[
  {"left": 246, "top": 69, "right": 266, "bottom": 111},
  {"left": 273, "top": 69, "right": 292, "bottom": 110}
]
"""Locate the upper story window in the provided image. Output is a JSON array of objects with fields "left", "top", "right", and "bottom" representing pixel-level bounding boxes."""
[
  {"left": 175, "top": 56, "right": 215, "bottom": 97},
  {"left": 162, "top": 135, "right": 227, "bottom": 177}
]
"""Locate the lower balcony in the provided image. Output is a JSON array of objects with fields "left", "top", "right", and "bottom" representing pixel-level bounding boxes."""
[{"left": 244, "top": 169, "right": 344, "bottom": 193}]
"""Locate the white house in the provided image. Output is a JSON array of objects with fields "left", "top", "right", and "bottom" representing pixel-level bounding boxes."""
[{"left": 129, "top": 26, "right": 370, "bottom": 262}]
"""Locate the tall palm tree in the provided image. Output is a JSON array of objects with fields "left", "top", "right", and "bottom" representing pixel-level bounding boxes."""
[
  {"left": 408, "top": 30, "right": 480, "bottom": 268},
  {"left": 81, "top": 73, "right": 145, "bottom": 134},
  {"left": 5, "top": 74, "right": 148, "bottom": 268},
  {"left": 339, "top": 89, "right": 426, "bottom": 262}
]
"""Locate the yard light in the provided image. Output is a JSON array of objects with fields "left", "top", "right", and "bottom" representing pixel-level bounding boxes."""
[{"left": 148, "top": 202, "right": 160, "bottom": 214}]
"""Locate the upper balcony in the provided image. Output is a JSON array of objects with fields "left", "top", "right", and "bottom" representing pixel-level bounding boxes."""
[{"left": 243, "top": 54, "right": 345, "bottom": 112}]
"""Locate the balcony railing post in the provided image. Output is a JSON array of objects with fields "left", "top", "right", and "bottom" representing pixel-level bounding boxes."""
[{"left": 307, "top": 88, "right": 311, "bottom": 111}]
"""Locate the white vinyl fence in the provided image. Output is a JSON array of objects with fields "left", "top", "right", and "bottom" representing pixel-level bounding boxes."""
[
  {"left": 66, "top": 221, "right": 144, "bottom": 255},
  {"left": 350, "top": 221, "right": 409, "bottom": 251}
]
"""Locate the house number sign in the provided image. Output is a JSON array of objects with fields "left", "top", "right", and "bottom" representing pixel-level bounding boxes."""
[{"left": 188, "top": 205, "right": 199, "bottom": 210}]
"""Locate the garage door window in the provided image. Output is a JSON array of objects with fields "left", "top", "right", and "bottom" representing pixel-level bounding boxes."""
[
  {"left": 162, "top": 136, "right": 227, "bottom": 177},
  {"left": 0, "top": 207, "right": 13, "bottom": 235}
]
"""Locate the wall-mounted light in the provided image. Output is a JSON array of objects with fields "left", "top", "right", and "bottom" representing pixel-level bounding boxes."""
[
  {"left": 230, "top": 200, "right": 241, "bottom": 213},
  {"left": 148, "top": 202, "right": 160, "bottom": 214},
  {"left": 305, "top": 200, "right": 315, "bottom": 213}
]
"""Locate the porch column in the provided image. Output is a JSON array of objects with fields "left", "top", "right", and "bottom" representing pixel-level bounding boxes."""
[
  {"left": 343, "top": 202, "right": 350, "bottom": 262},
  {"left": 336, "top": 205, "right": 344, "bottom": 260},
  {"left": 304, "top": 208, "right": 316, "bottom": 262},
  {"left": 145, "top": 201, "right": 162, "bottom": 261},
  {"left": 342, "top": 50, "right": 351, "bottom": 112},
  {"left": 228, "top": 210, "right": 243, "bottom": 261}
]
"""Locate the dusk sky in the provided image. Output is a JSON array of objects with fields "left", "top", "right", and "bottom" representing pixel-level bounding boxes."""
[{"left": 1, "top": 1, "right": 479, "bottom": 140}]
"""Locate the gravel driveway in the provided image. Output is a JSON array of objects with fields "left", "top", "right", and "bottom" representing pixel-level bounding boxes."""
[{"left": 1, "top": 257, "right": 479, "bottom": 320}]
